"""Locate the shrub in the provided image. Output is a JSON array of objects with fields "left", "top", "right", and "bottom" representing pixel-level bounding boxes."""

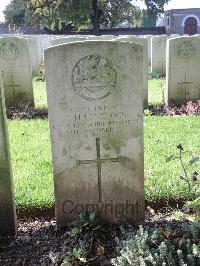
[
  {"left": 112, "top": 225, "right": 200, "bottom": 266},
  {"left": 34, "top": 61, "right": 45, "bottom": 81}
]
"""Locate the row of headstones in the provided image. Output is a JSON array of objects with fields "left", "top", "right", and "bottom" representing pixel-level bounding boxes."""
[
  {"left": 0, "top": 34, "right": 200, "bottom": 108},
  {"left": 47, "top": 33, "right": 200, "bottom": 105},
  {"left": 0, "top": 40, "right": 144, "bottom": 235},
  {"left": 1, "top": 37, "right": 200, "bottom": 235}
]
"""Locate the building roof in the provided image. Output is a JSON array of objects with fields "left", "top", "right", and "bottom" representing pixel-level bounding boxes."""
[{"left": 165, "top": 8, "right": 200, "bottom": 13}]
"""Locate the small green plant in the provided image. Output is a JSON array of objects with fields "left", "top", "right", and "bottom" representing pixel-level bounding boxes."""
[
  {"left": 34, "top": 61, "right": 45, "bottom": 81},
  {"left": 112, "top": 225, "right": 200, "bottom": 266},
  {"left": 166, "top": 144, "right": 199, "bottom": 195},
  {"left": 144, "top": 108, "right": 153, "bottom": 116},
  {"left": 148, "top": 71, "right": 163, "bottom": 79},
  {"left": 166, "top": 144, "right": 200, "bottom": 221},
  {"left": 49, "top": 245, "right": 87, "bottom": 265},
  {"left": 69, "top": 212, "right": 101, "bottom": 237}
]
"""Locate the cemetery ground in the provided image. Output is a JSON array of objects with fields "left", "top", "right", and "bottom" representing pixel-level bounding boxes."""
[{"left": 0, "top": 78, "right": 200, "bottom": 265}]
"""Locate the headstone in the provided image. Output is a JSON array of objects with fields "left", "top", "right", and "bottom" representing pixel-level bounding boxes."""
[
  {"left": 117, "top": 36, "right": 148, "bottom": 105},
  {"left": 87, "top": 35, "right": 117, "bottom": 41},
  {"left": 166, "top": 36, "right": 200, "bottom": 105},
  {"left": 24, "top": 35, "right": 40, "bottom": 76},
  {"left": 0, "top": 67, "right": 17, "bottom": 235},
  {"left": 0, "top": 36, "right": 34, "bottom": 107},
  {"left": 45, "top": 41, "right": 145, "bottom": 226},
  {"left": 37, "top": 35, "right": 51, "bottom": 63},
  {"left": 151, "top": 35, "right": 179, "bottom": 75},
  {"left": 143, "top": 35, "right": 153, "bottom": 64},
  {"left": 51, "top": 36, "right": 88, "bottom": 46},
  {"left": 151, "top": 35, "right": 167, "bottom": 75}
]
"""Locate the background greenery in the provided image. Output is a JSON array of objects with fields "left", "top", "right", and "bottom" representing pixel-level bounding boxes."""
[{"left": 4, "top": 0, "right": 170, "bottom": 31}]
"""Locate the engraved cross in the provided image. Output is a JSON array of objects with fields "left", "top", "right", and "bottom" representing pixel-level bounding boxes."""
[
  {"left": 178, "top": 74, "right": 193, "bottom": 101},
  {"left": 79, "top": 138, "right": 119, "bottom": 203},
  {"left": 5, "top": 74, "right": 21, "bottom": 99}
]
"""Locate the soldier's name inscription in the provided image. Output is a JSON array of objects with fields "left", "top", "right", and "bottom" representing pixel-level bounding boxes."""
[{"left": 53, "top": 104, "right": 139, "bottom": 136}]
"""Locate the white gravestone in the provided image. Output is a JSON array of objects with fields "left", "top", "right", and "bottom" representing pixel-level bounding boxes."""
[
  {"left": 51, "top": 36, "right": 88, "bottom": 46},
  {"left": 117, "top": 36, "right": 148, "bottom": 105},
  {"left": 151, "top": 35, "right": 179, "bottom": 75},
  {"left": 166, "top": 36, "right": 200, "bottom": 105},
  {"left": 151, "top": 35, "right": 167, "bottom": 75},
  {"left": 45, "top": 41, "right": 145, "bottom": 226},
  {"left": 0, "top": 68, "right": 17, "bottom": 235},
  {"left": 24, "top": 35, "right": 40, "bottom": 77},
  {"left": 0, "top": 36, "right": 34, "bottom": 107},
  {"left": 37, "top": 35, "right": 51, "bottom": 63},
  {"left": 143, "top": 35, "right": 153, "bottom": 65}
]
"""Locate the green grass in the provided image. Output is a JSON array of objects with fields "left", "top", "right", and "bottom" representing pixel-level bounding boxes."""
[
  {"left": 148, "top": 78, "right": 165, "bottom": 105},
  {"left": 7, "top": 80, "right": 200, "bottom": 210},
  {"left": 8, "top": 119, "right": 53, "bottom": 209},
  {"left": 33, "top": 80, "right": 47, "bottom": 108},
  {"left": 144, "top": 116, "right": 200, "bottom": 201}
]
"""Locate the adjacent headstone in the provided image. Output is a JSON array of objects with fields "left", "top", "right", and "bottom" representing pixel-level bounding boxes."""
[
  {"left": 51, "top": 36, "right": 88, "bottom": 46},
  {"left": 45, "top": 41, "right": 145, "bottom": 226},
  {"left": 24, "top": 35, "right": 40, "bottom": 76},
  {"left": 151, "top": 35, "right": 167, "bottom": 75},
  {"left": 87, "top": 35, "right": 117, "bottom": 41},
  {"left": 37, "top": 35, "right": 51, "bottom": 63},
  {"left": 117, "top": 36, "right": 148, "bottom": 105},
  {"left": 166, "top": 36, "right": 200, "bottom": 105},
  {"left": 0, "top": 36, "right": 34, "bottom": 107},
  {"left": 0, "top": 67, "right": 17, "bottom": 235},
  {"left": 151, "top": 35, "right": 179, "bottom": 75},
  {"left": 143, "top": 35, "right": 153, "bottom": 64}
]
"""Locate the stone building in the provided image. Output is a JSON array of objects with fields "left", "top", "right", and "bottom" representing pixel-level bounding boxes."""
[{"left": 163, "top": 8, "right": 200, "bottom": 35}]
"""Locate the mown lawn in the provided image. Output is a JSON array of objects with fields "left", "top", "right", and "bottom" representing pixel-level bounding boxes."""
[{"left": 7, "top": 80, "right": 200, "bottom": 210}]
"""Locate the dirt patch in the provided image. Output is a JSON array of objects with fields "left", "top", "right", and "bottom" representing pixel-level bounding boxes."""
[
  {"left": 6, "top": 107, "right": 48, "bottom": 120},
  {"left": 0, "top": 207, "right": 198, "bottom": 266}
]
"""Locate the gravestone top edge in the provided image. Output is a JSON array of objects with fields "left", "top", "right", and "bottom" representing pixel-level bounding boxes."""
[{"left": 45, "top": 40, "right": 143, "bottom": 55}]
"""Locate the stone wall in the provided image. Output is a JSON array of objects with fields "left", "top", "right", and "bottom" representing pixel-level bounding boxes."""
[{"left": 164, "top": 9, "right": 200, "bottom": 35}]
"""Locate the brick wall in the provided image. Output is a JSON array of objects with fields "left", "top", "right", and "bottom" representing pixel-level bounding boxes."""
[{"left": 164, "top": 9, "right": 200, "bottom": 35}]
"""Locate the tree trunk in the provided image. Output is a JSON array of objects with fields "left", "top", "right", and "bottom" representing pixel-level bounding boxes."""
[{"left": 91, "top": 0, "right": 102, "bottom": 36}]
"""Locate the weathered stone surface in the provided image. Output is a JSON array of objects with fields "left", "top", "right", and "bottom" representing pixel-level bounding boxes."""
[
  {"left": 0, "top": 67, "right": 17, "bottom": 236},
  {"left": 0, "top": 36, "right": 34, "bottom": 107},
  {"left": 151, "top": 35, "right": 167, "bottom": 75},
  {"left": 45, "top": 41, "right": 144, "bottom": 226},
  {"left": 24, "top": 35, "right": 40, "bottom": 77},
  {"left": 37, "top": 35, "right": 51, "bottom": 65},
  {"left": 87, "top": 35, "right": 117, "bottom": 40},
  {"left": 151, "top": 35, "right": 179, "bottom": 75},
  {"left": 117, "top": 36, "right": 148, "bottom": 105},
  {"left": 166, "top": 36, "right": 200, "bottom": 105},
  {"left": 143, "top": 35, "right": 153, "bottom": 64}
]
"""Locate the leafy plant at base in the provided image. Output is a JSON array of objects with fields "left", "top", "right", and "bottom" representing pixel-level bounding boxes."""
[
  {"left": 49, "top": 245, "right": 87, "bottom": 265},
  {"left": 34, "top": 61, "right": 45, "bottom": 81},
  {"left": 69, "top": 212, "right": 101, "bottom": 237},
  {"left": 148, "top": 71, "right": 163, "bottom": 79},
  {"left": 112, "top": 224, "right": 200, "bottom": 266}
]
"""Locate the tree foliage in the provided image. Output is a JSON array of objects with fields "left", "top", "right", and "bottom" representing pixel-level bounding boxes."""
[
  {"left": 144, "top": 0, "right": 170, "bottom": 16},
  {"left": 3, "top": 0, "right": 26, "bottom": 26},
  {"left": 3, "top": 0, "right": 168, "bottom": 32}
]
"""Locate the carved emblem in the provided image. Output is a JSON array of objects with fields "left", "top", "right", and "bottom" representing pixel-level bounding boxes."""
[
  {"left": 72, "top": 55, "right": 117, "bottom": 100},
  {"left": 0, "top": 41, "right": 19, "bottom": 61},
  {"left": 178, "top": 41, "right": 196, "bottom": 60}
]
